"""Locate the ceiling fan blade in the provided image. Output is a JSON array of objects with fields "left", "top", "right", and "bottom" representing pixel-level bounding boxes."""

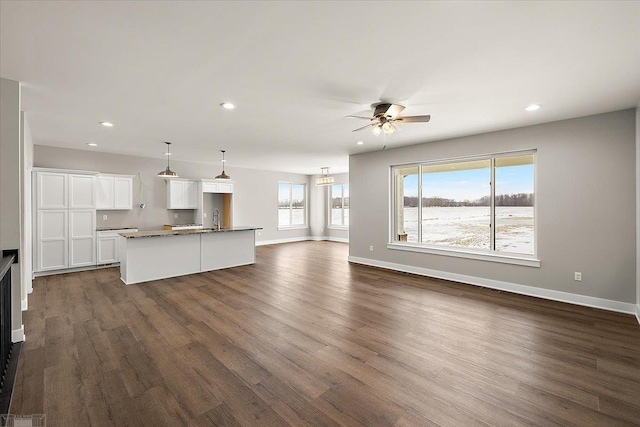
[
  {"left": 345, "top": 115, "right": 374, "bottom": 120},
  {"left": 352, "top": 123, "right": 376, "bottom": 132},
  {"left": 395, "top": 115, "right": 431, "bottom": 123}
]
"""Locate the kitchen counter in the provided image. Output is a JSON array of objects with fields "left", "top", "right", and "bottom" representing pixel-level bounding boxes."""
[
  {"left": 120, "top": 226, "right": 261, "bottom": 238},
  {"left": 96, "top": 225, "right": 138, "bottom": 231},
  {"left": 119, "top": 226, "right": 261, "bottom": 285}
]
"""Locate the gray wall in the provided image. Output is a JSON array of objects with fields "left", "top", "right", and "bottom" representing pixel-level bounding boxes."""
[
  {"left": 33, "top": 146, "right": 311, "bottom": 244},
  {"left": 0, "top": 78, "right": 24, "bottom": 337},
  {"left": 350, "top": 109, "right": 636, "bottom": 304},
  {"left": 636, "top": 104, "right": 640, "bottom": 315},
  {"left": 309, "top": 173, "right": 349, "bottom": 242}
]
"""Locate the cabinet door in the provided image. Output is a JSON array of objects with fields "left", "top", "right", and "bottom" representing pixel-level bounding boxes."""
[
  {"left": 69, "top": 209, "right": 96, "bottom": 267},
  {"left": 96, "top": 176, "right": 114, "bottom": 209},
  {"left": 114, "top": 177, "right": 133, "bottom": 209},
  {"left": 217, "top": 182, "right": 233, "bottom": 194},
  {"left": 202, "top": 182, "right": 218, "bottom": 193},
  {"left": 69, "top": 174, "right": 96, "bottom": 209},
  {"left": 36, "top": 209, "right": 68, "bottom": 271},
  {"left": 184, "top": 181, "right": 198, "bottom": 208},
  {"left": 97, "top": 236, "right": 118, "bottom": 264},
  {"left": 37, "top": 172, "right": 68, "bottom": 209},
  {"left": 167, "top": 180, "right": 184, "bottom": 209}
]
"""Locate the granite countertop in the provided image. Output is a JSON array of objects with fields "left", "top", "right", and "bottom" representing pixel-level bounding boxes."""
[
  {"left": 96, "top": 226, "right": 139, "bottom": 231},
  {"left": 164, "top": 223, "right": 202, "bottom": 227},
  {"left": 120, "top": 226, "right": 263, "bottom": 238}
]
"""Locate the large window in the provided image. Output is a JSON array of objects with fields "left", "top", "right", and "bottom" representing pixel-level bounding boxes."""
[
  {"left": 278, "top": 182, "right": 307, "bottom": 228},
  {"left": 330, "top": 183, "right": 349, "bottom": 228},
  {"left": 392, "top": 151, "right": 535, "bottom": 258}
]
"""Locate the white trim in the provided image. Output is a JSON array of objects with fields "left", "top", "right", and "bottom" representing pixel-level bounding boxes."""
[
  {"left": 636, "top": 305, "right": 640, "bottom": 326},
  {"left": 277, "top": 226, "right": 309, "bottom": 231},
  {"left": 21, "top": 296, "right": 27, "bottom": 311},
  {"left": 12, "top": 325, "right": 25, "bottom": 343},
  {"left": 32, "top": 167, "right": 98, "bottom": 175},
  {"left": 348, "top": 256, "right": 636, "bottom": 315},
  {"left": 256, "top": 236, "right": 311, "bottom": 246},
  {"left": 256, "top": 236, "right": 349, "bottom": 246},
  {"left": 387, "top": 243, "right": 540, "bottom": 267}
]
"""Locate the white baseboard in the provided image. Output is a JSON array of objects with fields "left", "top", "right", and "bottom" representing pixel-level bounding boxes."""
[
  {"left": 636, "top": 305, "right": 640, "bottom": 325},
  {"left": 348, "top": 256, "right": 637, "bottom": 315},
  {"left": 12, "top": 325, "right": 25, "bottom": 343},
  {"left": 257, "top": 236, "right": 349, "bottom": 246},
  {"left": 21, "top": 297, "right": 27, "bottom": 311},
  {"left": 256, "top": 236, "right": 312, "bottom": 246}
]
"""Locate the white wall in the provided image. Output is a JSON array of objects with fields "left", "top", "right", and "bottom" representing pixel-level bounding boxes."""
[
  {"left": 350, "top": 110, "right": 636, "bottom": 308},
  {"left": 20, "top": 112, "right": 34, "bottom": 309},
  {"left": 33, "top": 146, "right": 312, "bottom": 244},
  {"left": 0, "top": 77, "right": 24, "bottom": 341}
]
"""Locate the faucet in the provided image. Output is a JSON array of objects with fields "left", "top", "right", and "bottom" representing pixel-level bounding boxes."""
[{"left": 212, "top": 208, "right": 220, "bottom": 231}]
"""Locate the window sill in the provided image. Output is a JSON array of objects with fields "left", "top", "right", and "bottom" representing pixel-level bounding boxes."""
[
  {"left": 387, "top": 242, "right": 540, "bottom": 267},
  {"left": 277, "top": 226, "right": 309, "bottom": 231},
  {"left": 327, "top": 226, "right": 349, "bottom": 231}
]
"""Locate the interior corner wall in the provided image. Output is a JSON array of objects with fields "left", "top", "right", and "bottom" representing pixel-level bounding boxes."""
[
  {"left": 0, "top": 77, "right": 24, "bottom": 341},
  {"left": 349, "top": 109, "right": 637, "bottom": 305},
  {"left": 33, "top": 146, "right": 311, "bottom": 244},
  {"left": 636, "top": 103, "right": 640, "bottom": 320}
]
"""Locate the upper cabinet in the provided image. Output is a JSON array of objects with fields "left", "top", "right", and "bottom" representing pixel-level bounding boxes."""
[
  {"left": 37, "top": 172, "right": 97, "bottom": 209},
  {"left": 167, "top": 179, "right": 198, "bottom": 209},
  {"left": 37, "top": 172, "right": 68, "bottom": 209},
  {"left": 202, "top": 180, "right": 234, "bottom": 194},
  {"left": 97, "top": 174, "right": 134, "bottom": 210}
]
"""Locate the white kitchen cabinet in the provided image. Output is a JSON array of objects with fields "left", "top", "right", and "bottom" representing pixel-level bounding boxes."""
[
  {"left": 97, "top": 228, "right": 138, "bottom": 265},
  {"left": 69, "top": 209, "right": 96, "bottom": 267},
  {"left": 69, "top": 174, "right": 96, "bottom": 208},
  {"left": 37, "top": 172, "right": 68, "bottom": 209},
  {"left": 33, "top": 170, "right": 97, "bottom": 273},
  {"left": 97, "top": 174, "right": 133, "bottom": 210},
  {"left": 202, "top": 180, "right": 234, "bottom": 194},
  {"left": 167, "top": 179, "right": 198, "bottom": 209},
  {"left": 36, "top": 209, "right": 68, "bottom": 271}
]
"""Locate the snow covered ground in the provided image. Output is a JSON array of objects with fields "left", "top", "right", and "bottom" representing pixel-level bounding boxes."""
[{"left": 402, "top": 206, "right": 534, "bottom": 255}]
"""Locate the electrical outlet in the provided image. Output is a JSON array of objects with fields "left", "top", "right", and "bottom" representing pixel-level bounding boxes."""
[
  {"left": 574, "top": 272, "right": 582, "bottom": 281},
  {"left": 369, "top": 245, "right": 374, "bottom": 252},
  {"left": 204, "top": 213, "right": 207, "bottom": 218},
  {"left": 174, "top": 213, "right": 179, "bottom": 219},
  {"left": 102, "top": 215, "right": 108, "bottom": 221},
  {"left": 258, "top": 231, "right": 261, "bottom": 237}
]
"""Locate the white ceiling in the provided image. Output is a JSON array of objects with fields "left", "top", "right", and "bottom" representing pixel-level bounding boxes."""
[{"left": 2, "top": 1, "right": 639, "bottom": 175}]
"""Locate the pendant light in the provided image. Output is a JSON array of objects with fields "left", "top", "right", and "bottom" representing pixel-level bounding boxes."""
[
  {"left": 158, "top": 142, "right": 179, "bottom": 177},
  {"left": 316, "top": 167, "right": 335, "bottom": 186},
  {"left": 215, "top": 150, "right": 231, "bottom": 179}
]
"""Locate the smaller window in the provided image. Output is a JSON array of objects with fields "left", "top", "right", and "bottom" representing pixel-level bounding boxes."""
[
  {"left": 330, "top": 183, "right": 349, "bottom": 228},
  {"left": 278, "top": 182, "right": 307, "bottom": 229}
]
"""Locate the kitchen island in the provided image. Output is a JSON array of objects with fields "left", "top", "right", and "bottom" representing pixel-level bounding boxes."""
[{"left": 119, "top": 226, "right": 261, "bottom": 285}]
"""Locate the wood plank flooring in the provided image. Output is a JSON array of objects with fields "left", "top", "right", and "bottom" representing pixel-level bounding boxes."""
[{"left": 10, "top": 241, "right": 640, "bottom": 426}]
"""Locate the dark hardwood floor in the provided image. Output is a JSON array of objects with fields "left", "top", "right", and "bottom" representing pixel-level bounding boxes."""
[{"left": 10, "top": 241, "right": 640, "bottom": 426}]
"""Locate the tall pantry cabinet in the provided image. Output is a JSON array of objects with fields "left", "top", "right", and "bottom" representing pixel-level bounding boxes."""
[{"left": 34, "top": 170, "right": 97, "bottom": 272}]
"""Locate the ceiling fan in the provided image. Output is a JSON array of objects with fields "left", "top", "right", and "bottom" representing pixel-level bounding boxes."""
[{"left": 348, "top": 103, "right": 431, "bottom": 136}]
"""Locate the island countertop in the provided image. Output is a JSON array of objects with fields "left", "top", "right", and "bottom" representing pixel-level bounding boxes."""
[{"left": 119, "top": 226, "right": 262, "bottom": 239}]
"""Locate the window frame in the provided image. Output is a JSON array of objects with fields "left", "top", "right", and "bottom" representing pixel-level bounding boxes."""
[
  {"left": 388, "top": 150, "right": 539, "bottom": 267},
  {"left": 328, "top": 182, "right": 349, "bottom": 230},
  {"left": 277, "top": 181, "right": 308, "bottom": 230}
]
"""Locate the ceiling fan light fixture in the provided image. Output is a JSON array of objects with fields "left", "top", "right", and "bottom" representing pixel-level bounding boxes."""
[
  {"left": 158, "top": 142, "right": 179, "bottom": 177},
  {"left": 371, "top": 126, "right": 382, "bottom": 136},
  {"left": 382, "top": 121, "right": 395, "bottom": 135},
  {"left": 215, "top": 150, "right": 231, "bottom": 179},
  {"left": 316, "top": 167, "right": 335, "bottom": 186}
]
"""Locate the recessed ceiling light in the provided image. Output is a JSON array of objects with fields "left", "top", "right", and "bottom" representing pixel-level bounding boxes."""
[
  {"left": 220, "top": 103, "right": 235, "bottom": 110},
  {"left": 524, "top": 104, "right": 541, "bottom": 111},
  {"left": 100, "top": 121, "right": 114, "bottom": 127},
  {"left": 164, "top": 152, "right": 172, "bottom": 156},
  {"left": 87, "top": 142, "right": 97, "bottom": 147},
  {"left": 356, "top": 141, "right": 364, "bottom": 145}
]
